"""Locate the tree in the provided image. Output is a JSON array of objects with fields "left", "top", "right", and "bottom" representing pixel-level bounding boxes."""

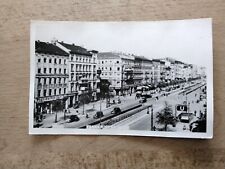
[
  {"left": 52, "top": 99, "right": 64, "bottom": 122},
  {"left": 156, "top": 102, "right": 176, "bottom": 131}
]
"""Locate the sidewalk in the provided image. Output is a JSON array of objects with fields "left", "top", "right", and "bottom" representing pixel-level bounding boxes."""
[{"left": 40, "top": 93, "right": 138, "bottom": 128}]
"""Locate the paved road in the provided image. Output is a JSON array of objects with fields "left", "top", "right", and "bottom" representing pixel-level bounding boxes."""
[
  {"left": 125, "top": 83, "right": 206, "bottom": 132},
  {"left": 40, "top": 79, "right": 205, "bottom": 129}
]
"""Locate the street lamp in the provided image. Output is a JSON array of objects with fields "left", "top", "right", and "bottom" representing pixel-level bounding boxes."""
[
  {"left": 80, "top": 87, "right": 86, "bottom": 115},
  {"left": 149, "top": 105, "right": 154, "bottom": 131}
]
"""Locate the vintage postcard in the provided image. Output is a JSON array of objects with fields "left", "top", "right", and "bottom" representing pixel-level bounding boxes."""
[{"left": 29, "top": 18, "right": 213, "bottom": 138}]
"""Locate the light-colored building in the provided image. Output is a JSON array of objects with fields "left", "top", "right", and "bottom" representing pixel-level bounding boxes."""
[
  {"left": 152, "top": 59, "right": 161, "bottom": 85},
  {"left": 34, "top": 41, "right": 69, "bottom": 114},
  {"left": 133, "top": 56, "right": 153, "bottom": 86},
  {"left": 97, "top": 52, "right": 135, "bottom": 95},
  {"left": 55, "top": 41, "right": 98, "bottom": 106}
]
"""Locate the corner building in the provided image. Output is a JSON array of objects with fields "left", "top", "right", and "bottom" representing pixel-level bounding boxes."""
[{"left": 34, "top": 41, "right": 69, "bottom": 114}]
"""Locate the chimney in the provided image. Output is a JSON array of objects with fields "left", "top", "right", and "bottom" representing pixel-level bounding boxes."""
[{"left": 51, "top": 37, "right": 58, "bottom": 44}]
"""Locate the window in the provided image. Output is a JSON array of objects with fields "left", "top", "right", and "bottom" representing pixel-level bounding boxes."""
[
  {"left": 38, "top": 78, "right": 41, "bottom": 84},
  {"left": 49, "top": 68, "right": 52, "bottom": 74},
  {"left": 38, "top": 90, "right": 41, "bottom": 97},
  {"left": 59, "top": 59, "right": 61, "bottom": 64},
  {"left": 117, "top": 61, "right": 119, "bottom": 63},
  {"left": 105, "top": 67, "right": 107, "bottom": 70},
  {"left": 38, "top": 68, "right": 41, "bottom": 74},
  {"left": 54, "top": 58, "right": 57, "bottom": 64},
  {"left": 44, "top": 78, "right": 46, "bottom": 84},
  {"left": 59, "top": 68, "right": 61, "bottom": 74},
  {"left": 102, "top": 61, "right": 104, "bottom": 64},
  {"left": 117, "top": 67, "right": 120, "bottom": 71},
  {"left": 71, "top": 64, "right": 74, "bottom": 71},
  {"left": 49, "top": 78, "right": 51, "bottom": 84},
  {"left": 64, "top": 69, "right": 66, "bottom": 74},
  {"left": 59, "top": 88, "right": 61, "bottom": 94},
  {"left": 43, "top": 90, "right": 46, "bottom": 97},
  {"left": 44, "top": 68, "right": 46, "bottom": 73},
  {"left": 64, "top": 88, "right": 66, "bottom": 94},
  {"left": 59, "top": 78, "right": 61, "bottom": 84},
  {"left": 49, "top": 89, "right": 52, "bottom": 96},
  {"left": 110, "top": 67, "right": 112, "bottom": 71},
  {"left": 44, "top": 58, "right": 46, "bottom": 63},
  {"left": 64, "top": 78, "right": 66, "bottom": 83},
  {"left": 54, "top": 89, "right": 57, "bottom": 95},
  {"left": 38, "top": 59, "right": 41, "bottom": 63},
  {"left": 49, "top": 58, "right": 52, "bottom": 63},
  {"left": 54, "top": 68, "right": 57, "bottom": 74},
  {"left": 71, "top": 57, "right": 73, "bottom": 61},
  {"left": 54, "top": 78, "right": 57, "bottom": 84},
  {"left": 64, "top": 59, "right": 66, "bottom": 64}
]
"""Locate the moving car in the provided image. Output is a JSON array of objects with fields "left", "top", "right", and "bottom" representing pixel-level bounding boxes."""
[
  {"left": 178, "top": 113, "right": 193, "bottom": 123},
  {"left": 69, "top": 115, "right": 80, "bottom": 122},
  {"left": 93, "top": 111, "right": 104, "bottom": 119},
  {"left": 111, "top": 107, "right": 122, "bottom": 114},
  {"left": 139, "top": 97, "right": 147, "bottom": 103}
]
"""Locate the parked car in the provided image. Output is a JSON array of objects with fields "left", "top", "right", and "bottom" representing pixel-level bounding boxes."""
[
  {"left": 93, "top": 111, "right": 104, "bottom": 119},
  {"left": 189, "top": 119, "right": 206, "bottom": 132},
  {"left": 69, "top": 115, "right": 80, "bottom": 122}
]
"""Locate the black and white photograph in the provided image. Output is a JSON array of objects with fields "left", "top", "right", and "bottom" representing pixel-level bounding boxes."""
[{"left": 29, "top": 19, "right": 213, "bottom": 138}]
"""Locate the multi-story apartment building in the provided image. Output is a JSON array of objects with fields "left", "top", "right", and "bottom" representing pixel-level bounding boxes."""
[
  {"left": 133, "top": 56, "right": 153, "bottom": 86},
  {"left": 152, "top": 59, "right": 161, "bottom": 85},
  {"left": 54, "top": 41, "right": 98, "bottom": 106},
  {"left": 97, "top": 52, "right": 135, "bottom": 95},
  {"left": 34, "top": 41, "right": 69, "bottom": 114}
]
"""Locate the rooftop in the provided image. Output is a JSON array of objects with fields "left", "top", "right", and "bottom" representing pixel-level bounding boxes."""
[
  {"left": 35, "top": 41, "right": 69, "bottom": 56},
  {"left": 59, "top": 42, "right": 92, "bottom": 56}
]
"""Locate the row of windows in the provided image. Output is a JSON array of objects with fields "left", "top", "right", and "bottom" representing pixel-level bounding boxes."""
[
  {"left": 37, "top": 68, "right": 67, "bottom": 74},
  {"left": 37, "top": 88, "right": 67, "bottom": 97},
  {"left": 38, "top": 57, "right": 67, "bottom": 65},
  {"left": 71, "top": 56, "right": 95, "bottom": 63},
  {"left": 71, "top": 74, "right": 92, "bottom": 81},
  {"left": 71, "top": 64, "right": 92, "bottom": 71},
  {"left": 99, "top": 60, "right": 120, "bottom": 64},
  {"left": 101, "top": 73, "right": 121, "bottom": 76},
  {"left": 100, "top": 67, "right": 120, "bottom": 71},
  {"left": 37, "top": 77, "right": 67, "bottom": 84}
]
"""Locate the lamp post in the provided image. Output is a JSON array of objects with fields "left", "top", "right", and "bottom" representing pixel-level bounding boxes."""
[
  {"left": 97, "top": 69, "right": 102, "bottom": 111},
  {"left": 81, "top": 87, "right": 85, "bottom": 115},
  {"left": 150, "top": 105, "right": 154, "bottom": 131}
]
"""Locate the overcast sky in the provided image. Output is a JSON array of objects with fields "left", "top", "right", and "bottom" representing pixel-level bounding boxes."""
[{"left": 33, "top": 18, "right": 212, "bottom": 67}]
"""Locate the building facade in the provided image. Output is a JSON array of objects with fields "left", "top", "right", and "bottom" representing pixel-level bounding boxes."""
[
  {"left": 97, "top": 52, "right": 135, "bottom": 95},
  {"left": 34, "top": 41, "right": 69, "bottom": 115},
  {"left": 55, "top": 41, "right": 98, "bottom": 107}
]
